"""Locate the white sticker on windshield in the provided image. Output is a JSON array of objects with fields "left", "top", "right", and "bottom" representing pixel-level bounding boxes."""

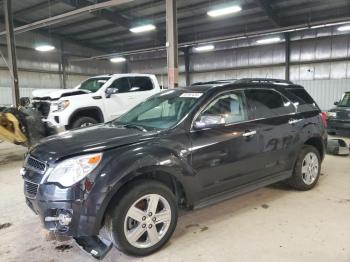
[{"left": 180, "top": 93, "right": 203, "bottom": 98}]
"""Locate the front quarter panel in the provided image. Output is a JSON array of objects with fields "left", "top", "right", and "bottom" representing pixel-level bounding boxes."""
[{"left": 84, "top": 131, "right": 196, "bottom": 235}]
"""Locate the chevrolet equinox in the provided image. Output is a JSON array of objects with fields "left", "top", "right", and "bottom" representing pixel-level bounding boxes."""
[{"left": 22, "top": 78, "right": 327, "bottom": 258}]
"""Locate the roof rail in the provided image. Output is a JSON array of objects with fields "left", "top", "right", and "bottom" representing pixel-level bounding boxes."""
[
  {"left": 236, "top": 78, "right": 294, "bottom": 85},
  {"left": 191, "top": 79, "right": 237, "bottom": 86}
]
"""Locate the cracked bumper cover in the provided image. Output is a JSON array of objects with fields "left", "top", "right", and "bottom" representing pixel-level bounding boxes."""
[{"left": 24, "top": 181, "right": 102, "bottom": 237}]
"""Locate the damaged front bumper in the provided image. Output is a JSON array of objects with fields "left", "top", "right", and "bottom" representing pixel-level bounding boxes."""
[{"left": 23, "top": 169, "right": 112, "bottom": 259}]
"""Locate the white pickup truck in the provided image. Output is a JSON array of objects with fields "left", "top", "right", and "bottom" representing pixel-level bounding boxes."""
[{"left": 31, "top": 74, "right": 161, "bottom": 132}]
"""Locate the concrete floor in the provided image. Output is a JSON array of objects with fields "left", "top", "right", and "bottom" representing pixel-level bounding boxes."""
[{"left": 0, "top": 137, "right": 349, "bottom": 262}]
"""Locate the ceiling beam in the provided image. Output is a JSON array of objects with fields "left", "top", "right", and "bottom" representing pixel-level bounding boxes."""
[
  {"left": 58, "top": 0, "right": 165, "bottom": 44},
  {"left": 50, "top": 17, "right": 99, "bottom": 32},
  {"left": 59, "top": 0, "right": 133, "bottom": 28},
  {"left": 255, "top": 0, "right": 282, "bottom": 27},
  {"left": 13, "top": 0, "right": 61, "bottom": 17},
  {"left": 0, "top": 0, "right": 134, "bottom": 36}
]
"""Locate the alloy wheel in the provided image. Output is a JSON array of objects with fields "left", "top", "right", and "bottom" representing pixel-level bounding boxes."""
[
  {"left": 301, "top": 152, "right": 319, "bottom": 185},
  {"left": 124, "top": 194, "right": 172, "bottom": 249}
]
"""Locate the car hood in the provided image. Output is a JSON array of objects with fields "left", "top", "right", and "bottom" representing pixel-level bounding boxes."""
[
  {"left": 30, "top": 124, "right": 159, "bottom": 162},
  {"left": 32, "top": 88, "right": 89, "bottom": 100}
]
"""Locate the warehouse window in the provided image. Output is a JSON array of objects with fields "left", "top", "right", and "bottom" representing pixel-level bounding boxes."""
[
  {"left": 245, "top": 89, "right": 295, "bottom": 119},
  {"left": 129, "top": 77, "right": 154, "bottom": 92}
]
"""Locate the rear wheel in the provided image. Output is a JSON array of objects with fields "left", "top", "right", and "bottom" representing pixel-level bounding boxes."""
[
  {"left": 71, "top": 116, "right": 97, "bottom": 129},
  {"left": 288, "top": 145, "right": 321, "bottom": 190},
  {"left": 105, "top": 180, "right": 178, "bottom": 256}
]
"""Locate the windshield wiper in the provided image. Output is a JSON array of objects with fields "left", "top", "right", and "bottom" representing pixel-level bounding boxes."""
[{"left": 123, "top": 124, "right": 147, "bottom": 132}]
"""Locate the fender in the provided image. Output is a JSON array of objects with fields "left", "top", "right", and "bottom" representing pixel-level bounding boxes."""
[
  {"left": 68, "top": 106, "right": 104, "bottom": 125},
  {"left": 86, "top": 140, "right": 198, "bottom": 235}
]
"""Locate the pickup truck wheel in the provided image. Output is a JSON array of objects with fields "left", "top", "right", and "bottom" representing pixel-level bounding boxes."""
[
  {"left": 71, "top": 116, "right": 97, "bottom": 129},
  {"left": 105, "top": 180, "right": 178, "bottom": 256},
  {"left": 288, "top": 145, "right": 321, "bottom": 191}
]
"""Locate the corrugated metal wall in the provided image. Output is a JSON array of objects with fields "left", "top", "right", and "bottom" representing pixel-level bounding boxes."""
[
  {"left": 2, "top": 26, "right": 350, "bottom": 110},
  {"left": 128, "top": 27, "right": 350, "bottom": 110},
  {"left": 0, "top": 25, "right": 124, "bottom": 106}
]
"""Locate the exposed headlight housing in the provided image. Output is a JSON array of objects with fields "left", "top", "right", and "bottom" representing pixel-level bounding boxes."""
[
  {"left": 327, "top": 111, "right": 337, "bottom": 118},
  {"left": 47, "top": 153, "right": 102, "bottom": 187},
  {"left": 51, "top": 100, "right": 70, "bottom": 112}
]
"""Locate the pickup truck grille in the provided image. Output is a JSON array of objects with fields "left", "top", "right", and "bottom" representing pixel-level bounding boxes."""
[
  {"left": 24, "top": 180, "right": 39, "bottom": 199},
  {"left": 25, "top": 156, "right": 47, "bottom": 173},
  {"left": 32, "top": 101, "right": 50, "bottom": 117},
  {"left": 336, "top": 110, "right": 350, "bottom": 120}
]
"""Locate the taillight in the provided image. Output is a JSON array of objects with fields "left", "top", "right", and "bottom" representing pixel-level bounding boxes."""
[{"left": 320, "top": 112, "right": 327, "bottom": 128}]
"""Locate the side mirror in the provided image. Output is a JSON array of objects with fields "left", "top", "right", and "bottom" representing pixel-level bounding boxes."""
[
  {"left": 334, "top": 101, "right": 339, "bottom": 106},
  {"left": 193, "top": 115, "right": 226, "bottom": 130},
  {"left": 105, "top": 87, "right": 119, "bottom": 98}
]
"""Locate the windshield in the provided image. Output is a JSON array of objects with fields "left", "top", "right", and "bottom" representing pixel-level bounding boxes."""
[
  {"left": 113, "top": 90, "right": 203, "bottom": 130},
  {"left": 338, "top": 93, "right": 350, "bottom": 107},
  {"left": 78, "top": 77, "right": 110, "bottom": 92}
]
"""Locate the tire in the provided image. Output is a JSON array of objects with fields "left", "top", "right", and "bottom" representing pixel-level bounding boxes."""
[
  {"left": 105, "top": 180, "right": 178, "bottom": 256},
  {"left": 71, "top": 116, "right": 97, "bottom": 129},
  {"left": 288, "top": 145, "right": 321, "bottom": 191}
]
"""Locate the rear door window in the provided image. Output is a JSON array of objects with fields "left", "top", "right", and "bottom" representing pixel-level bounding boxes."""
[
  {"left": 285, "top": 88, "right": 319, "bottom": 112},
  {"left": 109, "top": 77, "right": 131, "bottom": 93},
  {"left": 245, "top": 89, "right": 295, "bottom": 119},
  {"left": 129, "top": 77, "right": 154, "bottom": 92}
]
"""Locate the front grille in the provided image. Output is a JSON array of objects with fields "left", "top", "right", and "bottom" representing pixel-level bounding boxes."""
[
  {"left": 33, "top": 101, "right": 51, "bottom": 117},
  {"left": 26, "top": 156, "right": 46, "bottom": 173},
  {"left": 24, "top": 180, "right": 39, "bottom": 198},
  {"left": 336, "top": 111, "right": 350, "bottom": 120}
]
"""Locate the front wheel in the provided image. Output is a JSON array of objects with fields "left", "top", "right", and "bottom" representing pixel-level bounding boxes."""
[
  {"left": 105, "top": 180, "right": 178, "bottom": 256},
  {"left": 71, "top": 116, "right": 97, "bottom": 129},
  {"left": 288, "top": 145, "right": 321, "bottom": 190}
]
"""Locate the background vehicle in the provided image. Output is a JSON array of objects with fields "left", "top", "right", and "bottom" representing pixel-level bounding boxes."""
[
  {"left": 327, "top": 91, "right": 350, "bottom": 135},
  {"left": 31, "top": 74, "right": 161, "bottom": 132},
  {"left": 22, "top": 79, "right": 326, "bottom": 259}
]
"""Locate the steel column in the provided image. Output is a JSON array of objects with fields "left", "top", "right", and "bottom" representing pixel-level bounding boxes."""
[
  {"left": 59, "top": 40, "right": 67, "bottom": 89},
  {"left": 285, "top": 32, "right": 290, "bottom": 81},
  {"left": 166, "top": 0, "right": 178, "bottom": 88},
  {"left": 4, "top": 0, "right": 20, "bottom": 107},
  {"left": 184, "top": 47, "right": 191, "bottom": 86}
]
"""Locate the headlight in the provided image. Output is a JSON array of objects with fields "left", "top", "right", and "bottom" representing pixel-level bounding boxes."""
[
  {"left": 51, "top": 100, "right": 70, "bottom": 112},
  {"left": 47, "top": 153, "right": 102, "bottom": 187},
  {"left": 327, "top": 112, "right": 337, "bottom": 118}
]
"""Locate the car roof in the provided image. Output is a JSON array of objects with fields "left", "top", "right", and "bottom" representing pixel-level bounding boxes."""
[
  {"left": 89, "top": 73, "right": 155, "bottom": 78},
  {"left": 182, "top": 81, "right": 304, "bottom": 94}
]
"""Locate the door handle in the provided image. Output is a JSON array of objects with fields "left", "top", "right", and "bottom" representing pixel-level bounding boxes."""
[
  {"left": 242, "top": 130, "right": 257, "bottom": 137},
  {"left": 288, "top": 118, "right": 302, "bottom": 125}
]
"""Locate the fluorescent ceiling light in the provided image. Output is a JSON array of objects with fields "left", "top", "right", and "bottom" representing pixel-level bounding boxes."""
[
  {"left": 110, "top": 57, "right": 126, "bottom": 63},
  {"left": 35, "top": 45, "right": 55, "bottom": 52},
  {"left": 337, "top": 24, "right": 350, "bottom": 31},
  {"left": 207, "top": 5, "right": 242, "bottom": 17},
  {"left": 130, "top": 24, "right": 156, "bottom": 33},
  {"left": 256, "top": 37, "right": 281, "bottom": 44},
  {"left": 194, "top": 45, "right": 215, "bottom": 52}
]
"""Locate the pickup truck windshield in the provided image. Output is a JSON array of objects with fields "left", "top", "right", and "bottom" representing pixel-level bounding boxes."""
[
  {"left": 113, "top": 90, "right": 202, "bottom": 130},
  {"left": 78, "top": 77, "right": 111, "bottom": 92},
  {"left": 339, "top": 93, "right": 350, "bottom": 107}
]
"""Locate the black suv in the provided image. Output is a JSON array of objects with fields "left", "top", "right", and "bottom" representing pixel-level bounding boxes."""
[
  {"left": 327, "top": 91, "right": 350, "bottom": 135},
  {"left": 22, "top": 79, "right": 327, "bottom": 258}
]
